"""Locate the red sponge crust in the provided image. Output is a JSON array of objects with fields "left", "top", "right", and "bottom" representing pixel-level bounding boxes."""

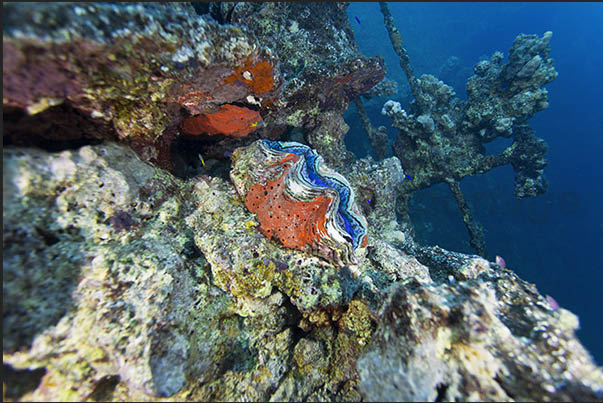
[{"left": 180, "top": 104, "right": 262, "bottom": 138}]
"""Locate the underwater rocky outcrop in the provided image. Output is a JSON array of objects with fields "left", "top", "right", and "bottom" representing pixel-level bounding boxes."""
[
  {"left": 2, "top": 2, "right": 384, "bottom": 173},
  {"left": 2, "top": 2, "right": 283, "bottom": 171},
  {"left": 209, "top": 2, "right": 386, "bottom": 169},
  {"left": 4, "top": 142, "right": 602, "bottom": 402},
  {"left": 3, "top": 2, "right": 603, "bottom": 402}
]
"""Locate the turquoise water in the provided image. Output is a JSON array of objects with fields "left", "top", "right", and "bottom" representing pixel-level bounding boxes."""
[{"left": 346, "top": 2, "right": 603, "bottom": 364}]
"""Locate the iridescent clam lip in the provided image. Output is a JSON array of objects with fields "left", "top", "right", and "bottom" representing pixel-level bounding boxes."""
[
  {"left": 231, "top": 139, "right": 369, "bottom": 266},
  {"left": 260, "top": 140, "right": 368, "bottom": 252}
]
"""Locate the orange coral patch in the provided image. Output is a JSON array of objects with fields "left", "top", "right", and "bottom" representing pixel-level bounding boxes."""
[
  {"left": 245, "top": 157, "right": 333, "bottom": 251},
  {"left": 222, "top": 58, "right": 275, "bottom": 94},
  {"left": 180, "top": 104, "right": 263, "bottom": 138}
]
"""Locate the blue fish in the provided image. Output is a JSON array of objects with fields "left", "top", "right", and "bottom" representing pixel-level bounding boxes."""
[
  {"left": 404, "top": 174, "right": 412, "bottom": 181},
  {"left": 354, "top": 16, "right": 361, "bottom": 24}
]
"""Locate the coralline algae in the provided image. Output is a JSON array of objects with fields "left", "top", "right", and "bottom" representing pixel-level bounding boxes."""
[{"left": 230, "top": 140, "right": 368, "bottom": 266}]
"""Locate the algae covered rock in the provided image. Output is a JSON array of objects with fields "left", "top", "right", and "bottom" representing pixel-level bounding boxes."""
[
  {"left": 3, "top": 143, "right": 239, "bottom": 400},
  {"left": 2, "top": 139, "right": 433, "bottom": 401},
  {"left": 2, "top": 2, "right": 384, "bottom": 173},
  {"left": 4, "top": 142, "right": 602, "bottom": 402},
  {"left": 2, "top": 2, "right": 283, "bottom": 170},
  {"left": 357, "top": 269, "right": 603, "bottom": 402}
]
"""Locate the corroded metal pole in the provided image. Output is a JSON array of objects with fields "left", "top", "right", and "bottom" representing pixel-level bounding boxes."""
[
  {"left": 354, "top": 97, "right": 388, "bottom": 160},
  {"left": 446, "top": 178, "right": 488, "bottom": 258},
  {"left": 380, "top": 1, "right": 490, "bottom": 257},
  {"left": 378, "top": 2, "right": 425, "bottom": 111}
]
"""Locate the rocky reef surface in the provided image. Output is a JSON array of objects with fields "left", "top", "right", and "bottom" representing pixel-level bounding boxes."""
[{"left": 3, "top": 2, "right": 603, "bottom": 402}]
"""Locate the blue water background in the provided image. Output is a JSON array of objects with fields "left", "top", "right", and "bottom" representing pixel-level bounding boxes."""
[{"left": 345, "top": 2, "right": 603, "bottom": 364}]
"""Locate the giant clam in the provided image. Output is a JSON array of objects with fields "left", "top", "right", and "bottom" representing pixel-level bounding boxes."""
[{"left": 230, "top": 140, "right": 368, "bottom": 266}]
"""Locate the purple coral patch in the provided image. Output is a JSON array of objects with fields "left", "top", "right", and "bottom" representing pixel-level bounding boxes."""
[{"left": 109, "top": 210, "right": 136, "bottom": 232}]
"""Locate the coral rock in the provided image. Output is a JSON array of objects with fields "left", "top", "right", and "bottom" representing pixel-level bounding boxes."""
[
  {"left": 180, "top": 104, "right": 263, "bottom": 138},
  {"left": 358, "top": 276, "right": 603, "bottom": 402},
  {"left": 230, "top": 140, "right": 368, "bottom": 266}
]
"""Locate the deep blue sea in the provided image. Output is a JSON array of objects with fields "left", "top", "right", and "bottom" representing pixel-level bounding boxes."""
[{"left": 345, "top": 2, "right": 603, "bottom": 365}]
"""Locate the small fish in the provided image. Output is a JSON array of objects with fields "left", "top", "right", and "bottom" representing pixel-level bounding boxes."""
[
  {"left": 404, "top": 174, "right": 412, "bottom": 181},
  {"left": 198, "top": 153, "right": 205, "bottom": 167},
  {"left": 495, "top": 255, "right": 506, "bottom": 268},
  {"left": 250, "top": 121, "right": 260, "bottom": 128},
  {"left": 354, "top": 16, "right": 361, "bottom": 24}
]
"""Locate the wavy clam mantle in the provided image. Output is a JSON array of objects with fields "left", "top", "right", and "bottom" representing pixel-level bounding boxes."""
[{"left": 230, "top": 139, "right": 368, "bottom": 266}]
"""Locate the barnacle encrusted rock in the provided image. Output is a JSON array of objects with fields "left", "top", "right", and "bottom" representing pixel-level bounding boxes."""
[
  {"left": 357, "top": 271, "right": 603, "bottom": 402},
  {"left": 230, "top": 139, "right": 368, "bottom": 267},
  {"left": 4, "top": 142, "right": 601, "bottom": 401}
]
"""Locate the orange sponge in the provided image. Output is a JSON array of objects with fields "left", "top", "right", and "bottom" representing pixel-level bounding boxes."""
[{"left": 180, "top": 104, "right": 262, "bottom": 138}]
